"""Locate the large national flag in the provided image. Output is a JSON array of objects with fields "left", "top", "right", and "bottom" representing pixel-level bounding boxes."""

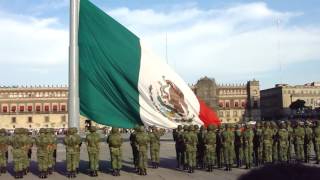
[{"left": 78, "top": 0, "right": 220, "bottom": 128}]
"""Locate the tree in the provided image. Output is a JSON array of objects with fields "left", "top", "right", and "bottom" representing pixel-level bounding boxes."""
[
  {"left": 289, "top": 99, "right": 306, "bottom": 110},
  {"left": 289, "top": 99, "right": 306, "bottom": 117}
]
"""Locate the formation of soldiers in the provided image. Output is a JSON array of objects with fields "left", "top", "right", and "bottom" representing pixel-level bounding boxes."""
[
  {"left": 0, "top": 120, "right": 319, "bottom": 178},
  {"left": 172, "top": 120, "right": 320, "bottom": 173}
]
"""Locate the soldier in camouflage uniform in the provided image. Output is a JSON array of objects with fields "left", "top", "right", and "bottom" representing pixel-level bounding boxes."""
[
  {"left": 262, "top": 122, "right": 273, "bottom": 163},
  {"left": 221, "top": 124, "right": 234, "bottom": 171},
  {"left": 197, "top": 125, "right": 206, "bottom": 169},
  {"left": 182, "top": 125, "right": 189, "bottom": 170},
  {"left": 278, "top": 122, "right": 289, "bottom": 163},
  {"left": 173, "top": 125, "right": 184, "bottom": 169},
  {"left": 86, "top": 126, "right": 100, "bottom": 177},
  {"left": 20, "top": 128, "right": 33, "bottom": 175},
  {"left": 271, "top": 122, "right": 279, "bottom": 163},
  {"left": 11, "top": 128, "right": 25, "bottom": 178},
  {"left": 107, "top": 127, "right": 123, "bottom": 176},
  {"left": 243, "top": 124, "right": 254, "bottom": 169},
  {"left": 304, "top": 122, "right": 313, "bottom": 163},
  {"left": 313, "top": 120, "right": 320, "bottom": 164},
  {"left": 64, "top": 128, "right": 81, "bottom": 178},
  {"left": 216, "top": 124, "right": 224, "bottom": 168},
  {"left": 203, "top": 125, "right": 216, "bottom": 172},
  {"left": 36, "top": 128, "right": 49, "bottom": 178},
  {"left": 253, "top": 122, "right": 263, "bottom": 166},
  {"left": 129, "top": 127, "right": 138, "bottom": 171},
  {"left": 148, "top": 126, "right": 164, "bottom": 169},
  {"left": 293, "top": 121, "right": 305, "bottom": 163},
  {"left": 135, "top": 126, "right": 149, "bottom": 175},
  {"left": 286, "top": 121, "right": 293, "bottom": 163},
  {"left": 71, "top": 128, "right": 82, "bottom": 174},
  {"left": 47, "top": 128, "right": 57, "bottom": 174},
  {"left": 0, "top": 129, "right": 8, "bottom": 174},
  {"left": 184, "top": 125, "right": 198, "bottom": 173},
  {"left": 234, "top": 124, "right": 243, "bottom": 168}
]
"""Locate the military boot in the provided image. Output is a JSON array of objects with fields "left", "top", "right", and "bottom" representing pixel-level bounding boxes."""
[
  {"left": 117, "top": 169, "right": 121, "bottom": 176},
  {"left": 1, "top": 167, "right": 6, "bottom": 173},
  {"left": 66, "top": 171, "right": 71, "bottom": 178},
  {"left": 112, "top": 169, "right": 117, "bottom": 176},
  {"left": 143, "top": 168, "right": 147, "bottom": 175}
]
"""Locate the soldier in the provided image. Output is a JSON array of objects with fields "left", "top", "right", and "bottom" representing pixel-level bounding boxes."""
[
  {"left": 11, "top": 128, "right": 25, "bottom": 178},
  {"left": 221, "top": 124, "right": 234, "bottom": 171},
  {"left": 262, "top": 122, "right": 273, "bottom": 164},
  {"left": 216, "top": 124, "right": 224, "bottom": 168},
  {"left": 286, "top": 121, "right": 294, "bottom": 163},
  {"left": 64, "top": 128, "right": 81, "bottom": 178},
  {"left": 203, "top": 125, "right": 216, "bottom": 172},
  {"left": 271, "top": 122, "right": 279, "bottom": 163},
  {"left": 313, "top": 120, "right": 320, "bottom": 164},
  {"left": 135, "top": 126, "right": 149, "bottom": 175},
  {"left": 184, "top": 125, "right": 198, "bottom": 173},
  {"left": 293, "top": 121, "right": 305, "bottom": 163},
  {"left": 182, "top": 125, "right": 189, "bottom": 170},
  {"left": 148, "top": 126, "right": 163, "bottom": 169},
  {"left": 36, "top": 128, "right": 49, "bottom": 178},
  {"left": 234, "top": 124, "right": 243, "bottom": 168},
  {"left": 278, "top": 122, "right": 289, "bottom": 163},
  {"left": 304, "top": 122, "right": 313, "bottom": 163},
  {"left": 197, "top": 125, "right": 206, "bottom": 169},
  {"left": 0, "top": 129, "right": 9, "bottom": 174},
  {"left": 71, "top": 128, "right": 82, "bottom": 174},
  {"left": 243, "top": 124, "right": 254, "bottom": 169},
  {"left": 86, "top": 126, "right": 100, "bottom": 177},
  {"left": 20, "top": 128, "right": 32, "bottom": 175},
  {"left": 107, "top": 127, "right": 123, "bottom": 176},
  {"left": 47, "top": 128, "right": 57, "bottom": 174},
  {"left": 129, "top": 127, "right": 138, "bottom": 171},
  {"left": 173, "top": 125, "right": 184, "bottom": 169},
  {"left": 253, "top": 122, "right": 263, "bottom": 166}
]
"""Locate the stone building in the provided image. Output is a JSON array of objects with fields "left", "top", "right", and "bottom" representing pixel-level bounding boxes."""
[
  {"left": 193, "top": 77, "right": 261, "bottom": 124},
  {"left": 0, "top": 86, "right": 89, "bottom": 130},
  {"left": 260, "top": 82, "right": 320, "bottom": 120}
]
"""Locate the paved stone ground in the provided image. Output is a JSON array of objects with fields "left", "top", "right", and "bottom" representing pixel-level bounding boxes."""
[{"left": 2, "top": 133, "right": 319, "bottom": 180}]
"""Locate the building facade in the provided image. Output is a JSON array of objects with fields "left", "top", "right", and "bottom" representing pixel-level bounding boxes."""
[
  {"left": 0, "top": 86, "right": 88, "bottom": 130},
  {"left": 193, "top": 77, "right": 261, "bottom": 124},
  {"left": 260, "top": 82, "right": 320, "bottom": 120}
]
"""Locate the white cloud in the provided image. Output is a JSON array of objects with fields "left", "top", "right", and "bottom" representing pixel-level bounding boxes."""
[
  {"left": 0, "top": 11, "right": 68, "bottom": 66},
  {"left": 107, "top": 2, "right": 320, "bottom": 83}
]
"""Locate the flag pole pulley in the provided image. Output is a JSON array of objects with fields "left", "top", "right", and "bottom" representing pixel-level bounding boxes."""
[{"left": 68, "top": 0, "right": 80, "bottom": 130}]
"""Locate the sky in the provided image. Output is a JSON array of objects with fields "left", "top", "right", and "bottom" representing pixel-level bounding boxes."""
[{"left": 0, "top": 0, "right": 319, "bottom": 89}]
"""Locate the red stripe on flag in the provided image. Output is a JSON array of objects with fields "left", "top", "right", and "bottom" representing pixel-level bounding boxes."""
[{"left": 198, "top": 99, "right": 221, "bottom": 126}]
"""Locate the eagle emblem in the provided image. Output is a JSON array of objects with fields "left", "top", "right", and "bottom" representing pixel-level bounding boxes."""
[{"left": 148, "top": 76, "right": 195, "bottom": 122}]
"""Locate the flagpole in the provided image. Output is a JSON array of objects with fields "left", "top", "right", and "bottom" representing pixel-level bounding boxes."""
[{"left": 68, "top": 0, "right": 80, "bottom": 130}]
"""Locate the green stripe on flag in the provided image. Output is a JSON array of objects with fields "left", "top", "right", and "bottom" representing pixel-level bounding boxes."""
[{"left": 79, "top": 0, "right": 142, "bottom": 128}]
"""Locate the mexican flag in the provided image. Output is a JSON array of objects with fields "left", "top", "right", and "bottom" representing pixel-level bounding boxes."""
[{"left": 79, "top": 0, "right": 220, "bottom": 128}]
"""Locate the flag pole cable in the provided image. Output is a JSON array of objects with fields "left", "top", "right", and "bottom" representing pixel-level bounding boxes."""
[{"left": 68, "top": 0, "right": 80, "bottom": 131}]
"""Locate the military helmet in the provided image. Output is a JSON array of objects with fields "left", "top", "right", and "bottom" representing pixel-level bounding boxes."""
[
  {"left": 39, "top": 128, "right": 46, "bottom": 134},
  {"left": 225, "top": 124, "right": 229, "bottom": 129},
  {"left": 177, "top": 125, "right": 182, "bottom": 131},
  {"left": 90, "top": 126, "right": 97, "bottom": 132},
  {"left": 194, "top": 125, "right": 199, "bottom": 130},
  {"left": 0, "top": 128, "right": 6, "bottom": 134},
  {"left": 207, "top": 125, "right": 215, "bottom": 131},
  {"left": 183, "top": 125, "right": 189, "bottom": 131},
  {"left": 236, "top": 124, "right": 241, "bottom": 129},
  {"left": 137, "top": 126, "right": 144, "bottom": 132},
  {"left": 189, "top": 125, "right": 195, "bottom": 131},
  {"left": 111, "top": 127, "right": 119, "bottom": 133}
]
